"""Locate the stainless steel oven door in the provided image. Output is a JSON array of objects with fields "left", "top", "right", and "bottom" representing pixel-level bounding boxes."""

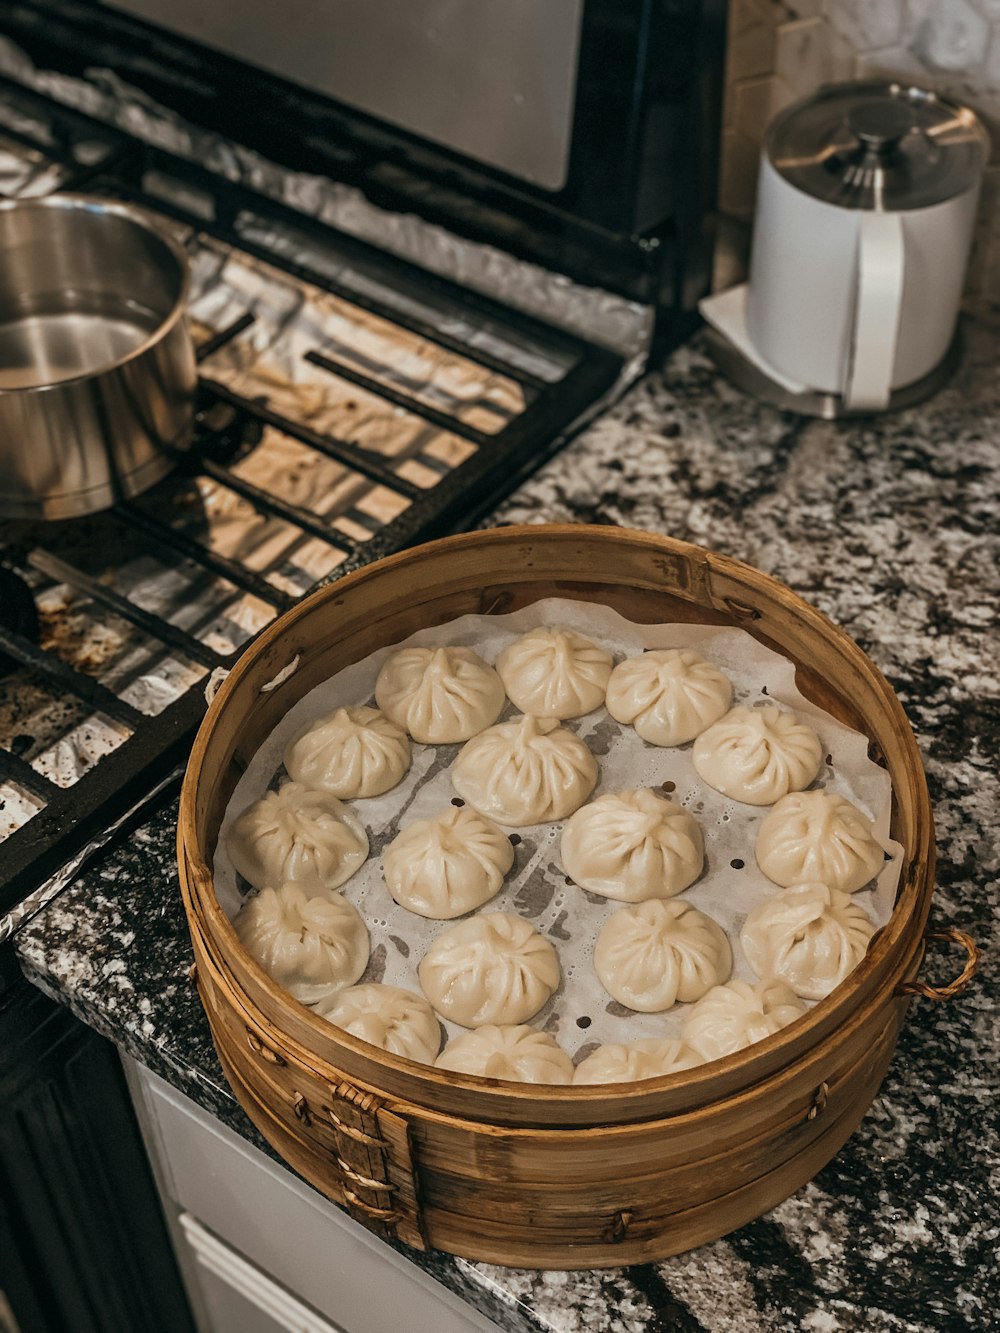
[{"left": 110, "top": 0, "right": 583, "bottom": 191}]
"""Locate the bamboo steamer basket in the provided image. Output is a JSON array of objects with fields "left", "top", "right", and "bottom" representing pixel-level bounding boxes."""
[{"left": 178, "top": 525, "right": 978, "bottom": 1269}]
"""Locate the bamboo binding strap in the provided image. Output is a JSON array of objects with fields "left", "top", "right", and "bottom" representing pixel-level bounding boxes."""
[
  {"left": 325, "top": 1080, "right": 427, "bottom": 1248},
  {"left": 897, "top": 927, "right": 980, "bottom": 1001},
  {"left": 342, "top": 1190, "right": 399, "bottom": 1223}
]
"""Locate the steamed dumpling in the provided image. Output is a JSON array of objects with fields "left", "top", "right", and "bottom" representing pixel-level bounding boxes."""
[
  {"left": 234, "top": 882, "right": 369, "bottom": 1004},
  {"left": 315, "top": 984, "right": 441, "bottom": 1063},
  {"left": 572, "top": 1038, "right": 701, "bottom": 1085},
  {"left": 435, "top": 1024, "right": 573, "bottom": 1083},
  {"left": 756, "top": 790, "right": 884, "bottom": 893},
  {"left": 452, "top": 715, "right": 598, "bottom": 826},
  {"left": 283, "top": 705, "right": 410, "bottom": 799},
  {"left": 605, "top": 649, "right": 732, "bottom": 746},
  {"left": 560, "top": 788, "right": 704, "bottom": 901},
  {"left": 681, "top": 979, "right": 807, "bottom": 1062},
  {"left": 384, "top": 806, "right": 513, "bottom": 919},
  {"left": 374, "top": 645, "right": 504, "bottom": 743},
  {"left": 692, "top": 705, "right": 822, "bottom": 805},
  {"left": 496, "top": 627, "right": 613, "bottom": 719},
  {"left": 594, "top": 899, "right": 732, "bottom": 1011},
  {"left": 741, "top": 882, "right": 874, "bottom": 1000},
  {"left": 418, "top": 911, "right": 560, "bottom": 1027},
  {"left": 226, "top": 781, "right": 368, "bottom": 891}
]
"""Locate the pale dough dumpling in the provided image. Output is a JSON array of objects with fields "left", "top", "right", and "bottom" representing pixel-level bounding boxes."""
[
  {"left": 741, "top": 882, "right": 874, "bottom": 1000},
  {"left": 756, "top": 790, "right": 884, "bottom": 893},
  {"left": 692, "top": 704, "right": 822, "bottom": 806},
  {"left": 572, "top": 1038, "right": 701, "bottom": 1085},
  {"left": 594, "top": 899, "right": 732, "bottom": 1011},
  {"left": 435, "top": 1024, "right": 573, "bottom": 1083},
  {"left": 418, "top": 911, "right": 560, "bottom": 1027},
  {"left": 315, "top": 984, "right": 441, "bottom": 1063},
  {"left": 226, "top": 781, "right": 368, "bottom": 892},
  {"left": 374, "top": 645, "right": 504, "bottom": 743},
  {"left": 452, "top": 715, "right": 598, "bottom": 826},
  {"left": 681, "top": 979, "right": 807, "bottom": 1062},
  {"left": 605, "top": 649, "right": 732, "bottom": 746},
  {"left": 496, "top": 627, "right": 613, "bottom": 720},
  {"left": 384, "top": 806, "right": 513, "bottom": 919},
  {"left": 234, "top": 882, "right": 369, "bottom": 1004},
  {"left": 561, "top": 788, "right": 704, "bottom": 901},
  {"left": 284, "top": 705, "right": 410, "bottom": 799}
]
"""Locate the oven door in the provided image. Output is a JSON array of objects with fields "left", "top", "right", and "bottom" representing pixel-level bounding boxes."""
[{"left": 101, "top": 0, "right": 725, "bottom": 237}]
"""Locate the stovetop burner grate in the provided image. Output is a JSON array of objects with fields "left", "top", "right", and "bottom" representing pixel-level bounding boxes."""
[{"left": 0, "top": 76, "right": 622, "bottom": 916}]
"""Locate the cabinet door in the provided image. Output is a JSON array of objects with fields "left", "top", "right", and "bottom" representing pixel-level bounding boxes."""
[
  {"left": 179, "top": 1214, "right": 347, "bottom": 1333},
  {"left": 127, "top": 1059, "right": 502, "bottom": 1333},
  {"left": 0, "top": 960, "right": 195, "bottom": 1333}
]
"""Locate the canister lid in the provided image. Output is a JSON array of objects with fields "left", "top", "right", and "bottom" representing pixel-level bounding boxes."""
[{"left": 764, "top": 80, "right": 990, "bottom": 210}]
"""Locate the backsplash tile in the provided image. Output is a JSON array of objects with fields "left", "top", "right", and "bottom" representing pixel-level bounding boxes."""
[{"left": 722, "top": 0, "right": 1000, "bottom": 297}]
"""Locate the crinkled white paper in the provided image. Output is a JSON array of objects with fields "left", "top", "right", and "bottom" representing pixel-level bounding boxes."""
[{"left": 213, "top": 599, "right": 902, "bottom": 1065}]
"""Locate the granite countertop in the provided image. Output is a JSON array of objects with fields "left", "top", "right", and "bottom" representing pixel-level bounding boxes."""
[{"left": 15, "top": 316, "right": 999, "bottom": 1333}]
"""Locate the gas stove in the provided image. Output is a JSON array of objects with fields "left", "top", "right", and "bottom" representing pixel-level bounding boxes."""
[
  {"left": 0, "top": 9, "right": 728, "bottom": 1328},
  {"left": 0, "top": 76, "right": 622, "bottom": 924}
]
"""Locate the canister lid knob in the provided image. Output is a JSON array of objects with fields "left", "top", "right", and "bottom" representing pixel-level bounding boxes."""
[{"left": 847, "top": 100, "right": 914, "bottom": 154}]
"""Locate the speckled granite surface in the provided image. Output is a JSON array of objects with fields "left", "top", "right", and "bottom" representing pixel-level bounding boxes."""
[{"left": 15, "top": 315, "right": 999, "bottom": 1333}]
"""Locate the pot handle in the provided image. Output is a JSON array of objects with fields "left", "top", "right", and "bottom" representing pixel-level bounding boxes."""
[
  {"left": 844, "top": 211, "right": 905, "bottom": 412},
  {"left": 896, "top": 926, "right": 981, "bottom": 1001}
]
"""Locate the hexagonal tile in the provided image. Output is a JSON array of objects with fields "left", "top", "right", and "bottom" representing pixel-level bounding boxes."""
[
  {"left": 726, "top": 14, "right": 779, "bottom": 83},
  {"left": 907, "top": 0, "right": 990, "bottom": 73},
  {"left": 720, "top": 128, "right": 764, "bottom": 219},
  {"left": 733, "top": 75, "right": 796, "bottom": 142},
  {"left": 775, "top": 15, "right": 855, "bottom": 94},
  {"left": 856, "top": 1, "right": 905, "bottom": 48},
  {"left": 853, "top": 42, "right": 946, "bottom": 86},
  {"left": 823, "top": 0, "right": 903, "bottom": 51},
  {"left": 982, "top": 19, "right": 1000, "bottom": 82},
  {"left": 746, "top": 0, "right": 791, "bottom": 25},
  {"left": 827, "top": 24, "right": 860, "bottom": 81}
]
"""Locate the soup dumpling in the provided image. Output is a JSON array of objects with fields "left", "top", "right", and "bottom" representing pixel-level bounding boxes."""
[
  {"left": 594, "top": 899, "right": 731, "bottom": 1012},
  {"left": 682, "top": 979, "right": 806, "bottom": 1062},
  {"left": 452, "top": 715, "right": 597, "bottom": 826},
  {"left": 384, "top": 806, "right": 513, "bottom": 919},
  {"left": 316, "top": 984, "right": 441, "bottom": 1064},
  {"left": 436, "top": 1024, "right": 573, "bottom": 1083},
  {"left": 605, "top": 649, "right": 732, "bottom": 746},
  {"left": 375, "top": 645, "right": 504, "bottom": 744},
  {"left": 692, "top": 704, "right": 822, "bottom": 806},
  {"left": 572, "top": 1038, "right": 701, "bottom": 1085},
  {"left": 756, "top": 790, "right": 884, "bottom": 893},
  {"left": 284, "top": 705, "right": 410, "bottom": 799},
  {"left": 561, "top": 788, "right": 703, "bottom": 901},
  {"left": 226, "top": 781, "right": 368, "bottom": 892},
  {"left": 418, "top": 911, "right": 560, "bottom": 1027},
  {"left": 741, "top": 882, "right": 874, "bottom": 1000},
  {"left": 496, "top": 627, "right": 612, "bottom": 720},
  {"left": 234, "top": 882, "right": 369, "bottom": 1004}
]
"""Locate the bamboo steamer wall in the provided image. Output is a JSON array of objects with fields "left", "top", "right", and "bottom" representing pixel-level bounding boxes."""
[{"left": 178, "top": 525, "right": 952, "bottom": 1268}]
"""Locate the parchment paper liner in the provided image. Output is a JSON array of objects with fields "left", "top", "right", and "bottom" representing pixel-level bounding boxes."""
[{"left": 214, "top": 599, "right": 901, "bottom": 1065}]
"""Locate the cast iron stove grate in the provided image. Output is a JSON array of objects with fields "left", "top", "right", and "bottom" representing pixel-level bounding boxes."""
[{"left": 0, "top": 77, "right": 622, "bottom": 916}]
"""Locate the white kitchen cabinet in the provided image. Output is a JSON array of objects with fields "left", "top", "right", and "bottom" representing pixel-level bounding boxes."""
[
  {"left": 124, "top": 1058, "right": 503, "bottom": 1333},
  {"left": 178, "top": 1214, "right": 347, "bottom": 1333}
]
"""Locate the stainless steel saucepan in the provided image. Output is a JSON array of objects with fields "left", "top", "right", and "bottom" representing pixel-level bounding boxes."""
[{"left": 0, "top": 194, "right": 197, "bottom": 521}]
